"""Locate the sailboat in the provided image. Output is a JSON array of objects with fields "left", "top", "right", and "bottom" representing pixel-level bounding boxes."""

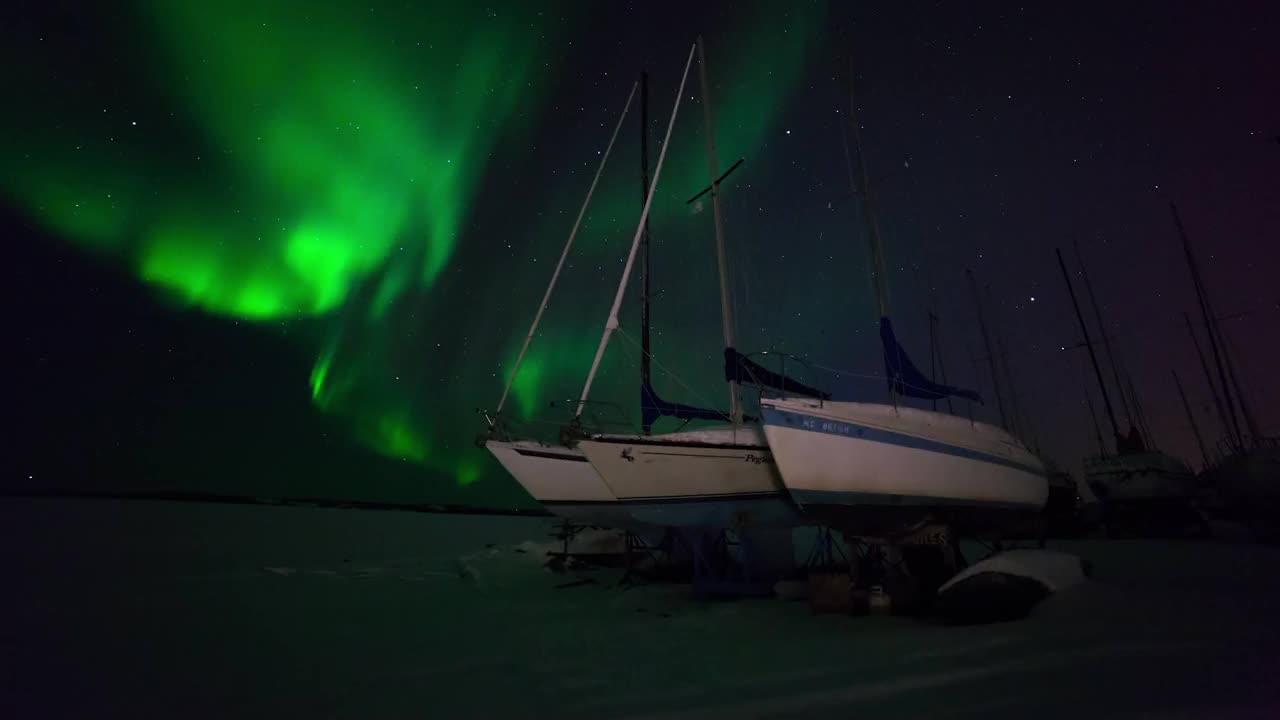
[
  {"left": 482, "top": 80, "right": 648, "bottom": 531},
  {"left": 1169, "top": 203, "right": 1279, "bottom": 536},
  {"left": 568, "top": 39, "right": 816, "bottom": 529},
  {"left": 760, "top": 53, "right": 1048, "bottom": 542},
  {"left": 1054, "top": 245, "right": 1199, "bottom": 535}
]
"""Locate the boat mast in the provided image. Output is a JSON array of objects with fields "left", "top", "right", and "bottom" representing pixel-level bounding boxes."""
[
  {"left": 1080, "top": 361, "right": 1107, "bottom": 456},
  {"left": 839, "top": 54, "right": 891, "bottom": 320},
  {"left": 696, "top": 36, "right": 742, "bottom": 425},
  {"left": 934, "top": 331, "right": 956, "bottom": 415},
  {"left": 495, "top": 82, "right": 638, "bottom": 419},
  {"left": 927, "top": 303, "right": 955, "bottom": 415},
  {"left": 1171, "top": 201, "right": 1244, "bottom": 451},
  {"left": 1172, "top": 369, "right": 1209, "bottom": 469},
  {"left": 1119, "top": 362, "right": 1153, "bottom": 451},
  {"left": 1056, "top": 248, "right": 1122, "bottom": 449},
  {"left": 1183, "top": 311, "right": 1234, "bottom": 454},
  {"left": 987, "top": 285, "right": 1025, "bottom": 440},
  {"left": 639, "top": 71, "right": 653, "bottom": 434},
  {"left": 577, "top": 44, "right": 698, "bottom": 419},
  {"left": 966, "top": 269, "right": 1009, "bottom": 430},
  {"left": 1074, "top": 241, "right": 1134, "bottom": 432},
  {"left": 1218, "top": 327, "right": 1262, "bottom": 444},
  {"left": 928, "top": 306, "right": 937, "bottom": 413}
]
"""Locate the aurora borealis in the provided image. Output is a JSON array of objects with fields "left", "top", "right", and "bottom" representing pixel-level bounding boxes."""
[{"left": 6, "top": 1, "right": 1278, "bottom": 504}]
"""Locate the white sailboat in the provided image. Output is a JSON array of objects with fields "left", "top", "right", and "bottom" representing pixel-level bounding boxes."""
[
  {"left": 570, "top": 39, "right": 807, "bottom": 529},
  {"left": 761, "top": 398, "right": 1048, "bottom": 538},
  {"left": 759, "top": 53, "right": 1048, "bottom": 541},
  {"left": 489, "top": 45, "right": 718, "bottom": 530},
  {"left": 576, "top": 426, "right": 801, "bottom": 528},
  {"left": 481, "top": 81, "right": 643, "bottom": 529},
  {"left": 485, "top": 439, "right": 644, "bottom": 529}
]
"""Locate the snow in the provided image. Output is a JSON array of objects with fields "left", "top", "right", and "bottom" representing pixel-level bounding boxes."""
[{"left": 3, "top": 499, "right": 1278, "bottom": 718}]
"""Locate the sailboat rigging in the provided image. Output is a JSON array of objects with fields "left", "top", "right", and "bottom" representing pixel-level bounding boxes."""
[{"left": 571, "top": 37, "right": 809, "bottom": 530}]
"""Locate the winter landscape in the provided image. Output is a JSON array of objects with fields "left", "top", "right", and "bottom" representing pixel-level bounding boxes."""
[{"left": 4, "top": 499, "right": 1277, "bottom": 718}]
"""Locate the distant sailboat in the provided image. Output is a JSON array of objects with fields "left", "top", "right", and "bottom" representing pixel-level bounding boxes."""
[
  {"left": 1170, "top": 203, "right": 1279, "bottom": 535},
  {"left": 760, "top": 50, "right": 1048, "bottom": 541},
  {"left": 1054, "top": 245, "right": 1199, "bottom": 535}
]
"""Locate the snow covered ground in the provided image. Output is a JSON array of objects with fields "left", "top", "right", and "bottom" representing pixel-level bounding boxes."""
[{"left": 2, "top": 499, "right": 1277, "bottom": 718}]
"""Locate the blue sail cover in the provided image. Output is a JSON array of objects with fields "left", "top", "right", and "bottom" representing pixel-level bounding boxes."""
[
  {"left": 724, "top": 348, "right": 830, "bottom": 400},
  {"left": 880, "top": 316, "right": 983, "bottom": 403},
  {"left": 641, "top": 383, "right": 728, "bottom": 433}
]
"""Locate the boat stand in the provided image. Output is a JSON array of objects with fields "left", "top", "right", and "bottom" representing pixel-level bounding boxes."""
[
  {"left": 674, "top": 528, "right": 776, "bottom": 598},
  {"left": 543, "top": 520, "right": 582, "bottom": 573},
  {"left": 618, "top": 529, "right": 673, "bottom": 586},
  {"left": 544, "top": 520, "right": 633, "bottom": 573},
  {"left": 804, "top": 526, "right": 849, "bottom": 571}
]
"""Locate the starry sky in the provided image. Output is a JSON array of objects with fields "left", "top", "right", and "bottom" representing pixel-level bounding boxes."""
[{"left": 5, "top": 1, "right": 1278, "bottom": 506}]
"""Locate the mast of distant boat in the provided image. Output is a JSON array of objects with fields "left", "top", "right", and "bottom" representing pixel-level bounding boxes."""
[
  {"left": 1171, "top": 202, "right": 1247, "bottom": 451},
  {"left": 1172, "top": 369, "right": 1209, "bottom": 469},
  {"left": 927, "top": 300, "right": 956, "bottom": 416},
  {"left": 1056, "top": 248, "right": 1123, "bottom": 451},
  {"left": 1074, "top": 241, "right": 1135, "bottom": 436},
  {"left": 1183, "top": 311, "right": 1233, "bottom": 456},
  {"left": 1118, "top": 359, "right": 1154, "bottom": 451},
  {"left": 1219, "top": 328, "right": 1262, "bottom": 444},
  {"left": 1080, "top": 364, "right": 1107, "bottom": 456},
  {"left": 966, "top": 270, "right": 1010, "bottom": 431},
  {"left": 987, "top": 284, "right": 1027, "bottom": 441},
  {"left": 696, "top": 36, "right": 742, "bottom": 425}
]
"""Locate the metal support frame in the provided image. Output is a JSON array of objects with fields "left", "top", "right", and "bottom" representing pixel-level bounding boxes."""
[
  {"left": 804, "top": 526, "right": 850, "bottom": 571},
  {"left": 673, "top": 528, "right": 776, "bottom": 597}
]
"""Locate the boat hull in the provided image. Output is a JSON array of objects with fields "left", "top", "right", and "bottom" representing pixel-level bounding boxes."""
[
  {"left": 577, "top": 426, "right": 805, "bottom": 528},
  {"left": 485, "top": 439, "right": 647, "bottom": 530},
  {"left": 761, "top": 399, "right": 1048, "bottom": 540},
  {"left": 1083, "top": 452, "right": 1196, "bottom": 503}
]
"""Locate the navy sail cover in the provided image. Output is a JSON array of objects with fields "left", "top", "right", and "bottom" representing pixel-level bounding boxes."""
[
  {"left": 880, "top": 316, "right": 982, "bottom": 403},
  {"left": 724, "top": 348, "right": 830, "bottom": 399},
  {"left": 639, "top": 348, "right": 829, "bottom": 433},
  {"left": 640, "top": 383, "right": 727, "bottom": 433}
]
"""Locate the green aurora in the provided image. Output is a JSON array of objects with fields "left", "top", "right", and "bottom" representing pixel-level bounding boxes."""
[{"left": 3, "top": 2, "right": 826, "bottom": 496}]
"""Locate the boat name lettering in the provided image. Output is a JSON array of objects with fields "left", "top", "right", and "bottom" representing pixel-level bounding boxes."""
[
  {"left": 743, "top": 453, "right": 769, "bottom": 465},
  {"left": 800, "top": 417, "right": 856, "bottom": 436}
]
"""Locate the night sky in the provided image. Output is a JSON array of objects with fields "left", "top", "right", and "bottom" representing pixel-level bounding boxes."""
[{"left": 6, "top": 1, "right": 1278, "bottom": 506}]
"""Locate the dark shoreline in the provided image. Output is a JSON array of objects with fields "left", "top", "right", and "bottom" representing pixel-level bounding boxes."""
[{"left": 0, "top": 488, "right": 551, "bottom": 518}]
